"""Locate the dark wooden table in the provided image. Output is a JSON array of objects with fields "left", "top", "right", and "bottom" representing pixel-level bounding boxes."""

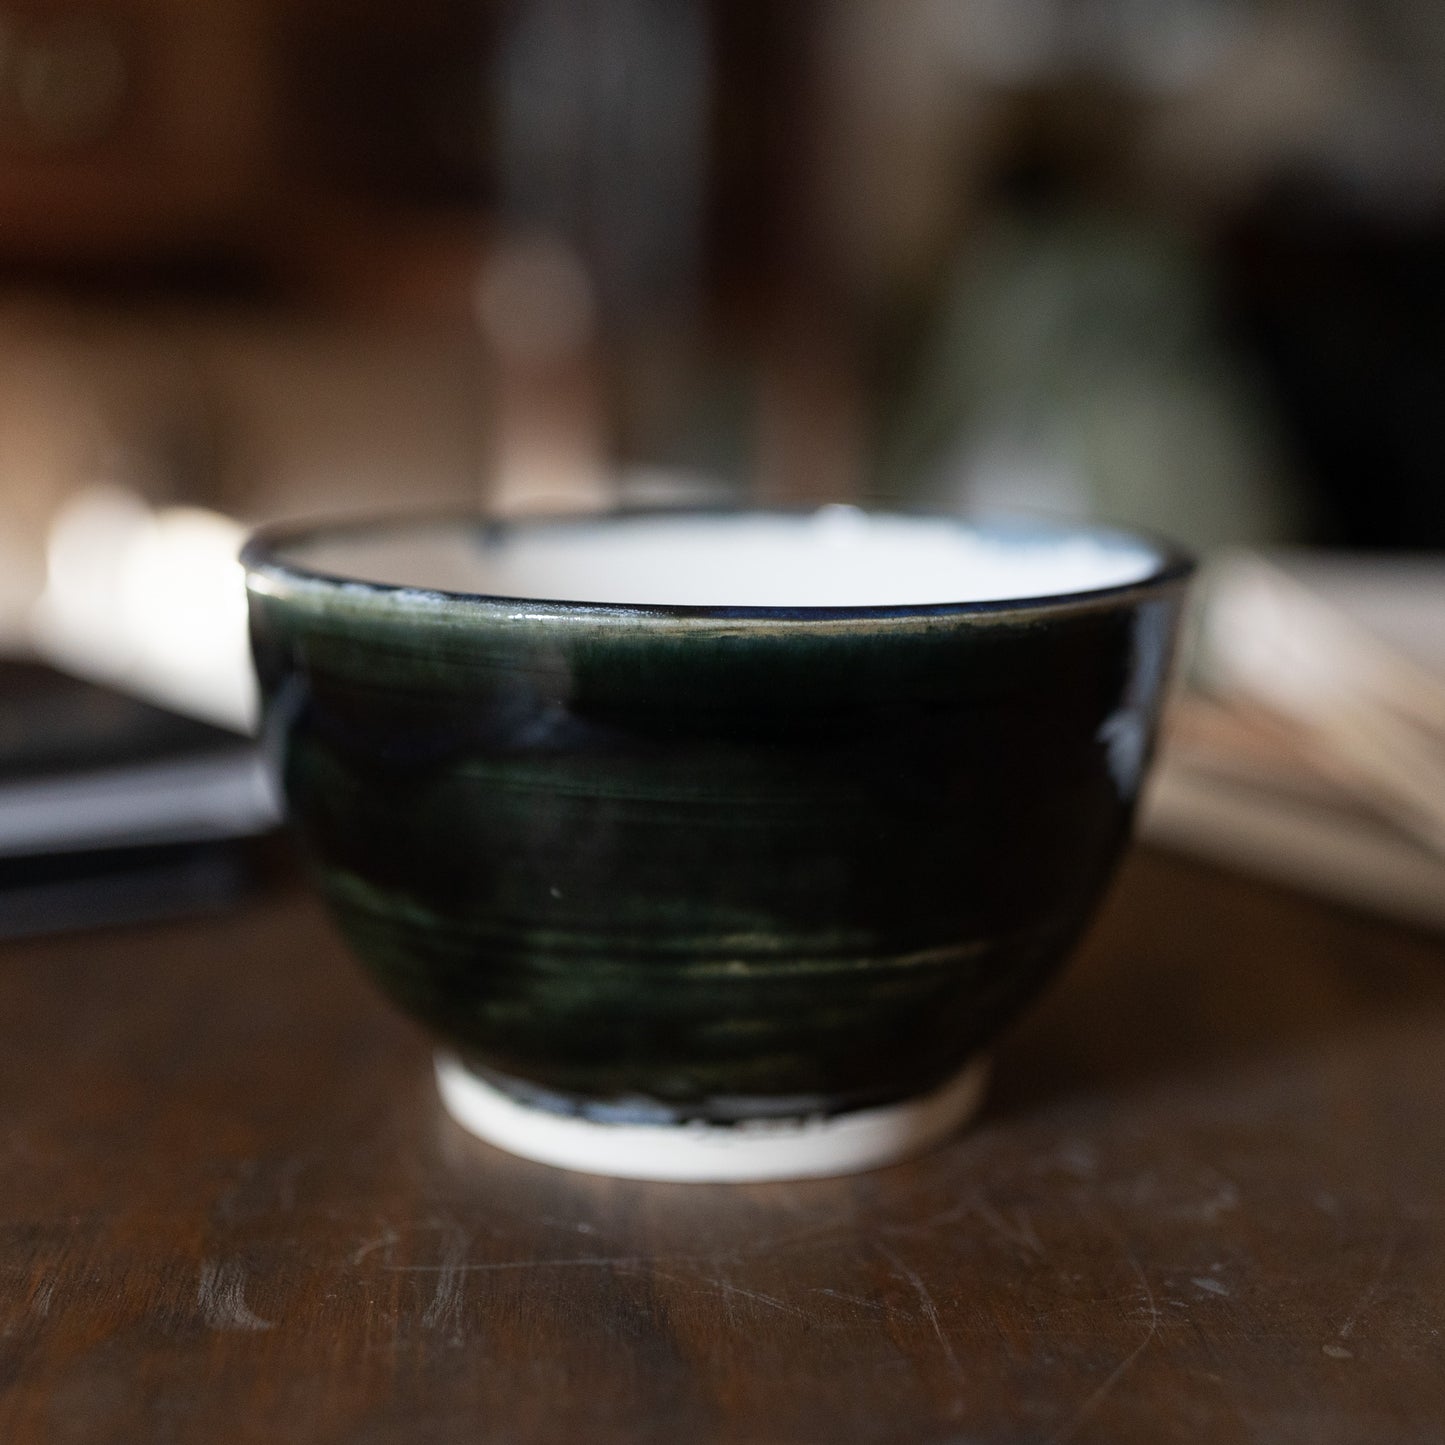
[{"left": 2, "top": 848, "right": 1443, "bottom": 1444}]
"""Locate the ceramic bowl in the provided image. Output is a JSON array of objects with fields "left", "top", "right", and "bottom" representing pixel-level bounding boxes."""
[{"left": 242, "top": 506, "right": 1192, "bottom": 1180}]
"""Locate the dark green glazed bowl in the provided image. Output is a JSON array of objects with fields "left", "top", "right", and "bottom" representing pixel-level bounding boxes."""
[{"left": 243, "top": 506, "right": 1191, "bottom": 1179}]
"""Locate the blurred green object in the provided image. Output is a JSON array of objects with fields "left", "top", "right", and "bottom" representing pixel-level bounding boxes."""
[{"left": 873, "top": 208, "right": 1306, "bottom": 551}]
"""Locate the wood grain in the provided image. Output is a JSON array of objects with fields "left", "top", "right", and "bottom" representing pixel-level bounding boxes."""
[{"left": 1, "top": 848, "right": 1443, "bottom": 1443}]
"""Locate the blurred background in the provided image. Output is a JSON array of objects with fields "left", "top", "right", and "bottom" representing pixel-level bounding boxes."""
[{"left": 2, "top": 0, "right": 1445, "bottom": 931}]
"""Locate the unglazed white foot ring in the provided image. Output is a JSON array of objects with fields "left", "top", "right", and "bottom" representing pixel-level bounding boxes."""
[{"left": 434, "top": 1054, "right": 990, "bottom": 1182}]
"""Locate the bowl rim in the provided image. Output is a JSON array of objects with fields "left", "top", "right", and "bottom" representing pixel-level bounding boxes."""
[{"left": 241, "top": 503, "right": 1196, "bottom": 623}]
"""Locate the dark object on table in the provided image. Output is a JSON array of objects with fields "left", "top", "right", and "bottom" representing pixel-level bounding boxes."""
[
  {"left": 244, "top": 509, "right": 1190, "bottom": 1178},
  {"left": 0, "top": 659, "right": 279, "bottom": 936}
]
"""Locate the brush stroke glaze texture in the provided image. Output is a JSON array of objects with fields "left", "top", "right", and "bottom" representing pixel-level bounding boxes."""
[{"left": 243, "top": 509, "right": 1191, "bottom": 1172}]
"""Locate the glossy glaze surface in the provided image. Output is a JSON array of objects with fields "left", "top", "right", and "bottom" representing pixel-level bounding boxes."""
[{"left": 244, "top": 510, "right": 1190, "bottom": 1124}]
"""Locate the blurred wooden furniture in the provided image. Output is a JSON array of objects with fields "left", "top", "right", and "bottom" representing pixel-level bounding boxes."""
[
  {"left": 1, "top": 847, "right": 1443, "bottom": 1443},
  {"left": 0, "top": 0, "right": 498, "bottom": 314},
  {"left": 0, "top": 0, "right": 274, "bottom": 263}
]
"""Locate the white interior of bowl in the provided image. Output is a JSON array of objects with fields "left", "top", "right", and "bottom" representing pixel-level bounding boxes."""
[{"left": 279, "top": 506, "right": 1161, "bottom": 608}]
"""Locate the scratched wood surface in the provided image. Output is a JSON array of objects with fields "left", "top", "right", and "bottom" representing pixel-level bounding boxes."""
[{"left": 1, "top": 848, "right": 1443, "bottom": 1444}]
